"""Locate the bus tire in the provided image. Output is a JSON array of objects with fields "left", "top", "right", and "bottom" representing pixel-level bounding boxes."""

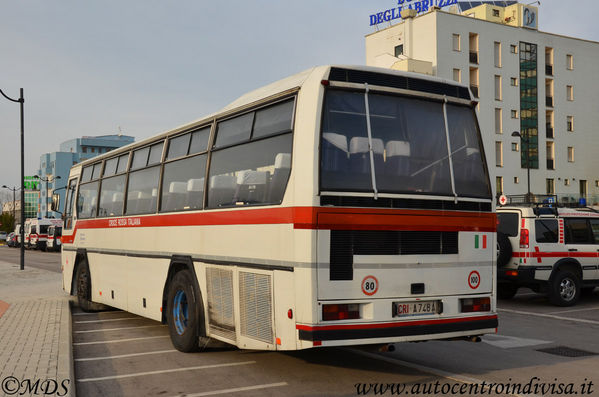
[
  {"left": 548, "top": 270, "right": 581, "bottom": 307},
  {"left": 75, "top": 260, "right": 105, "bottom": 312},
  {"left": 167, "top": 270, "right": 202, "bottom": 352}
]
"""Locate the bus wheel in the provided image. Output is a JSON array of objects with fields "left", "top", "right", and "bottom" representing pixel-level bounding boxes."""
[
  {"left": 75, "top": 260, "right": 101, "bottom": 312},
  {"left": 167, "top": 270, "right": 201, "bottom": 352},
  {"left": 549, "top": 270, "right": 580, "bottom": 307}
]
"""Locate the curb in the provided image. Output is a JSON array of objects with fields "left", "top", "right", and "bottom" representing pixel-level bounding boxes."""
[{"left": 57, "top": 297, "right": 76, "bottom": 397}]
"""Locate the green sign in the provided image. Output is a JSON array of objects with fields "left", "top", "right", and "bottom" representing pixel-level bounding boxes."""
[{"left": 24, "top": 176, "right": 40, "bottom": 190}]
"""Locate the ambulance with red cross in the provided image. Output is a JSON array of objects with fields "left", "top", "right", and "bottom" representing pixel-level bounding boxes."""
[{"left": 496, "top": 198, "right": 599, "bottom": 306}]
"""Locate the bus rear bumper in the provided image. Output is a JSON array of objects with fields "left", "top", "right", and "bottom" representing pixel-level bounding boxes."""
[{"left": 297, "top": 315, "right": 498, "bottom": 342}]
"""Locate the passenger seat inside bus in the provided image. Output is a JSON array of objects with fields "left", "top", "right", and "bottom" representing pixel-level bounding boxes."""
[
  {"left": 235, "top": 170, "right": 269, "bottom": 204},
  {"left": 209, "top": 174, "right": 236, "bottom": 207},
  {"left": 267, "top": 153, "right": 291, "bottom": 203},
  {"left": 165, "top": 182, "right": 188, "bottom": 211},
  {"left": 349, "top": 137, "right": 384, "bottom": 181},
  {"left": 321, "top": 132, "right": 349, "bottom": 171},
  {"left": 186, "top": 178, "right": 204, "bottom": 209},
  {"left": 385, "top": 140, "right": 411, "bottom": 176}
]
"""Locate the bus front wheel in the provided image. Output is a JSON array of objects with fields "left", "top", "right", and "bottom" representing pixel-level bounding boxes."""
[{"left": 167, "top": 270, "right": 202, "bottom": 352}]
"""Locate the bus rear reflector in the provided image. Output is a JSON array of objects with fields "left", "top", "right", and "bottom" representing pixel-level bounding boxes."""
[
  {"left": 505, "top": 270, "right": 518, "bottom": 277},
  {"left": 519, "top": 228, "right": 529, "bottom": 248},
  {"left": 460, "top": 297, "right": 491, "bottom": 313},
  {"left": 322, "top": 304, "right": 360, "bottom": 321}
]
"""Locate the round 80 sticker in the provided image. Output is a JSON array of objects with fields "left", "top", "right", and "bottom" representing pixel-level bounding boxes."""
[
  {"left": 468, "top": 271, "right": 481, "bottom": 289},
  {"left": 361, "top": 275, "right": 379, "bottom": 296}
]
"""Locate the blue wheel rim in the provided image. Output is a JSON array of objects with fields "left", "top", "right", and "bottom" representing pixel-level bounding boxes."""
[{"left": 173, "top": 289, "right": 188, "bottom": 335}]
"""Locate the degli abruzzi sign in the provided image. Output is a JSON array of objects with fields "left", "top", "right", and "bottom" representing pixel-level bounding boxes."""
[{"left": 370, "top": 0, "right": 458, "bottom": 26}]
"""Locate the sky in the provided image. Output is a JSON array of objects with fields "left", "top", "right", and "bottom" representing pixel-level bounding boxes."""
[{"left": 1, "top": 0, "right": 598, "bottom": 193}]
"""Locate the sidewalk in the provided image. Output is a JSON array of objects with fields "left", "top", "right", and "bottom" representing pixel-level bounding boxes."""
[{"left": 0, "top": 261, "right": 74, "bottom": 397}]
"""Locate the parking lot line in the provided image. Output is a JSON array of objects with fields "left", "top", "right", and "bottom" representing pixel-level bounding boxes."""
[
  {"left": 546, "top": 306, "right": 599, "bottom": 315},
  {"left": 349, "top": 349, "right": 539, "bottom": 397},
  {"left": 75, "top": 325, "right": 166, "bottom": 333},
  {"left": 174, "top": 382, "right": 288, "bottom": 397},
  {"left": 75, "top": 349, "right": 178, "bottom": 362},
  {"left": 77, "top": 361, "right": 257, "bottom": 382},
  {"left": 74, "top": 335, "right": 169, "bottom": 345},
  {"left": 75, "top": 317, "right": 142, "bottom": 323},
  {"left": 498, "top": 308, "right": 599, "bottom": 325}
]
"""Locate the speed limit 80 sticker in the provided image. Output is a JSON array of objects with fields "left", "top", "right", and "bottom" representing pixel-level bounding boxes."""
[{"left": 361, "top": 275, "right": 379, "bottom": 296}]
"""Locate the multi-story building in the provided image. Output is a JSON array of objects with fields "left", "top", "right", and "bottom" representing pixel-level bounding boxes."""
[
  {"left": 366, "top": 2, "right": 599, "bottom": 203},
  {"left": 37, "top": 134, "right": 134, "bottom": 218}
]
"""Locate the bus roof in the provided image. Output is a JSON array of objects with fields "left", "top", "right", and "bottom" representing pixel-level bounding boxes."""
[{"left": 74, "top": 64, "right": 470, "bottom": 168}]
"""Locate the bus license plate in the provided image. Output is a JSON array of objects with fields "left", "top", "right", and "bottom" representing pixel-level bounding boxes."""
[{"left": 393, "top": 301, "right": 440, "bottom": 317}]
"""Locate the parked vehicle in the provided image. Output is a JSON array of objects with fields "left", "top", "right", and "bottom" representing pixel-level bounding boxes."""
[
  {"left": 24, "top": 218, "right": 63, "bottom": 250},
  {"left": 0, "top": 231, "right": 6, "bottom": 242},
  {"left": 6, "top": 232, "right": 16, "bottom": 247},
  {"left": 46, "top": 225, "right": 63, "bottom": 252},
  {"left": 497, "top": 195, "right": 599, "bottom": 306}
]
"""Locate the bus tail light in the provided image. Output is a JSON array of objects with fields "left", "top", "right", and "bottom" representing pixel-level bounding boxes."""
[
  {"left": 460, "top": 297, "right": 491, "bottom": 313},
  {"left": 519, "top": 228, "right": 529, "bottom": 248},
  {"left": 322, "top": 304, "right": 360, "bottom": 321},
  {"left": 505, "top": 270, "right": 518, "bottom": 277}
]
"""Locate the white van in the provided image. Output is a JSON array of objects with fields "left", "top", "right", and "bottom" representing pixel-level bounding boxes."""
[{"left": 497, "top": 200, "right": 599, "bottom": 306}]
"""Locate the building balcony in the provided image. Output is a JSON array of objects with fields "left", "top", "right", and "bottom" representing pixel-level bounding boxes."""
[
  {"left": 547, "top": 159, "right": 555, "bottom": 170},
  {"left": 545, "top": 64, "right": 553, "bottom": 76},
  {"left": 469, "top": 85, "right": 479, "bottom": 98},
  {"left": 546, "top": 125, "right": 554, "bottom": 139},
  {"left": 546, "top": 96, "right": 553, "bottom": 107},
  {"left": 469, "top": 51, "right": 478, "bottom": 64}
]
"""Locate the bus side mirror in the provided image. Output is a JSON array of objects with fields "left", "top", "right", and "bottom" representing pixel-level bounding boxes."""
[{"left": 51, "top": 193, "right": 60, "bottom": 213}]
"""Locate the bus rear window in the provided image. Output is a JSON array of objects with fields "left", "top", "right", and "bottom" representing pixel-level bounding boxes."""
[
  {"left": 497, "top": 213, "right": 519, "bottom": 237},
  {"left": 320, "top": 89, "right": 490, "bottom": 198}
]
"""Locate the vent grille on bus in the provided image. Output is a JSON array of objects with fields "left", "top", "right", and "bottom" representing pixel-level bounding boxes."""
[
  {"left": 321, "top": 196, "right": 492, "bottom": 212},
  {"left": 239, "top": 272, "right": 274, "bottom": 344},
  {"left": 330, "top": 230, "right": 459, "bottom": 281},
  {"left": 206, "top": 267, "right": 236, "bottom": 341},
  {"left": 328, "top": 67, "right": 471, "bottom": 100}
]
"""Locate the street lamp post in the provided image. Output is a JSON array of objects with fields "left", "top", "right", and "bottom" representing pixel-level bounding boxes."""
[
  {"left": 1, "top": 185, "right": 20, "bottom": 225},
  {"left": 0, "top": 87, "right": 25, "bottom": 270},
  {"left": 34, "top": 175, "right": 61, "bottom": 218},
  {"left": 512, "top": 131, "right": 531, "bottom": 201}
]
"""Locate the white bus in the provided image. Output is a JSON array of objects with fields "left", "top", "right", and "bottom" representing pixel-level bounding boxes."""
[{"left": 60, "top": 65, "right": 497, "bottom": 352}]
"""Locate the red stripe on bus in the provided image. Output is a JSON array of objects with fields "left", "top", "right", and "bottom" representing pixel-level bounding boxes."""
[
  {"left": 61, "top": 207, "right": 496, "bottom": 244},
  {"left": 296, "top": 315, "right": 498, "bottom": 332},
  {"left": 512, "top": 251, "right": 599, "bottom": 258}
]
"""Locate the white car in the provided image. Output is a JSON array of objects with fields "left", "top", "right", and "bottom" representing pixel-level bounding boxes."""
[{"left": 497, "top": 199, "right": 599, "bottom": 306}]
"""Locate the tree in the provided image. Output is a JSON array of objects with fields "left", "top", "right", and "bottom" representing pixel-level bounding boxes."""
[{"left": 0, "top": 212, "right": 15, "bottom": 233}]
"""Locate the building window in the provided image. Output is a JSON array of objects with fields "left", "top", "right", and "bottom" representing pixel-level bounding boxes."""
[
  {"left": 394, "top": 44, "right": 404, "bottom": 57},
  {"left": 595, "top": 180, "right": 599, "bottom": 188},
  {"left": 514, "top": 176, "right": 519, "bottom": 184},
  {"left": 492, "top": 8, "right": 500, "bottom": 17},
  {"left": 495, "top": 108, "right": 502, "bottom": 134},
  {"left": 453, "top": 68, "right": 461, "bottom": 83},
  {"left": 567, "top": 146, "right": 574, "bottom": 162},
  {"left": 565, "top": 179, "right": 570, "bottom": 186},
  {"left": 567, "top": 85, "right": 574, "bottom": 101},
  {"left": 82, "top": 147, "right": 87, "bottom": 153},
  {"left": 91, "top": 147, "right": 95, "bottom": 153},
  {"left": 511, "top": 110, "right": 518, "bottom": 119},
  {"left": 494, "top": 42, "right": 501, "bottom": 68},
  {"left": 567, "top": 115, "right": 574, "bottom": 132},
  {"left": 546, "top": 178, "right": 555, "bottom": 195},
  {"left": 496, "top": 176, "right": 504, "bottom": 195},
  {"left": 495, "top": 141, "right": 503, "bottom": 167},
  {"left": 494, "top": 75, "right": 502, "bottom": 100},
  {"left": 520, "top": 42, "right": 539, "bottom": 170},
  {"left": 469, "top": 33, "right": 479, "bottom": 63},
  {"left": 469, "top": 67, "right": 479, "bottom": 98},
  {"left": 510, "top": 77, "right": 518, "bottom": 86},
  {"left": 452, "top": 34, "right": 461, "bottom": 51},
  {"left": 510, "top": 44, "right": 518, "bottom": 54},
  {"left": 512, "top": 142, "right": 519, "bottom": 151},
  {"left": 566, "top": 54, "right": 574, "bottom": 70},
  {"left": 546, "top": 142, "right": 554, "bottom": 170}
]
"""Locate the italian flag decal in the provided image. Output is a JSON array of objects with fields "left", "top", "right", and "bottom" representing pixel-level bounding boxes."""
[{"left": 474, "top": 235, "right": 487, "bottom": 249}]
